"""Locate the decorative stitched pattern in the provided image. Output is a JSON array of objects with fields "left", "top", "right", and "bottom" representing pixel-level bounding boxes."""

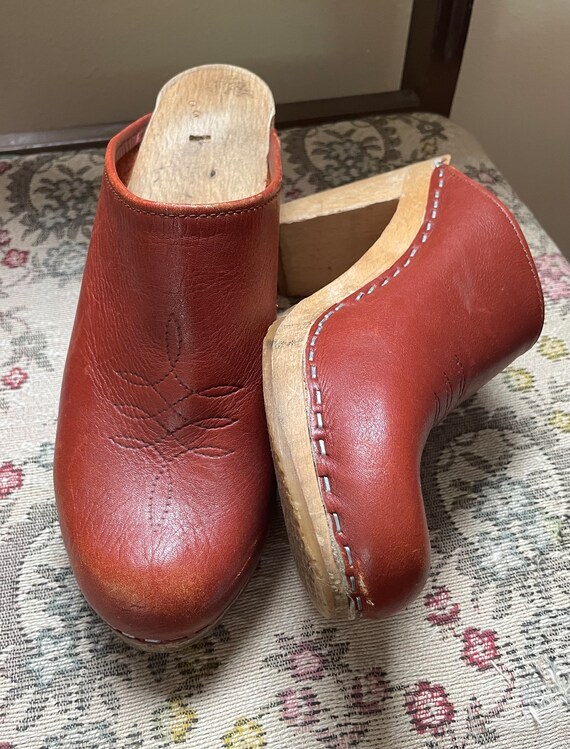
[
  {"left": 434, "top": 357, "right": 467, "bottom": 424},
  {"left": 111, "top": 313, "right": 240, "bottom": 461},
  {"left": 110, "top": 313, "right": 241, "bottom": 549},
  {"left": 305, "top": 163, "right": 446, "bottom": 615}
]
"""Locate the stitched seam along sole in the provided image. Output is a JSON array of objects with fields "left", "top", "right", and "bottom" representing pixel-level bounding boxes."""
[{"left": 305, "top": 163, "right": 447, "bottom": 616}]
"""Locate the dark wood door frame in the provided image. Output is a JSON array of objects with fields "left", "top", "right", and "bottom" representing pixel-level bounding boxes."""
[
  {"left": 278, "top": 0, "right": 474, "bottom": 127},
  {"left": 0, "top": 0, "right": 473, "bottom": 153}
]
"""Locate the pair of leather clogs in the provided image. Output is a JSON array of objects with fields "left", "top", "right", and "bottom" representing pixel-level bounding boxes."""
[{"left": 54, "top": 65, "right": 544, "bottom": 650}]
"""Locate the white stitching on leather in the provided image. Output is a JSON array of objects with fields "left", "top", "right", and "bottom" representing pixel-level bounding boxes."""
[
  {"left": 307, "top": 163, "right": 445, "bottom": 615},
  {"left": 332, "top": 512, "right": 341, "bottom": 532}
]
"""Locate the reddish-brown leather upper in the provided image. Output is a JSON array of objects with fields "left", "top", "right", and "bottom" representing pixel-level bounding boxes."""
[
  {"left": 305, "top": 164, "right": 544, "bottom": 619},
  {"left": 54, "top": 115, "right": 281, "bottom": 642}
]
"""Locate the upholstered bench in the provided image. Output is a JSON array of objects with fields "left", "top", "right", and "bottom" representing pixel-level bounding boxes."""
[{"left": 1, "top": 113, "right": 568, "bottom": 748}]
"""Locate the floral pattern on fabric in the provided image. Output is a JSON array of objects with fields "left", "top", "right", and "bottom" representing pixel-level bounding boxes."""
[{"left": 0, "top": 113, "right": 568, "bottom": 747}]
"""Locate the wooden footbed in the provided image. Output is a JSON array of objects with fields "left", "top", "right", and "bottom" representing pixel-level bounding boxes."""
[{"left": 128, "top": 64, "right": 275, "bottom": 204}]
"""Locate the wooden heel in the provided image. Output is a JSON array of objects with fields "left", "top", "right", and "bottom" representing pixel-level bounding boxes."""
[{"left": 279, "top": 157, "right": 450, "bottom": 297}]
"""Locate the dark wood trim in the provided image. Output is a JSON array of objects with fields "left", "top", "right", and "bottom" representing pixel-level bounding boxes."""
[
  {"left": 0, "top": 1, "right": 474, "bottom": 154},
  {"left": 0, "top": 89, "right": 421, "bottom": 155},
  {"left": 402, "top": 0, "right": 441, "bottom": 97},
  {"left": 402, "top": 0, "right": 474, "bottom": 116},
  {"left": 275, "top": 88, "right": 419, "bottom": 128},
  {"left": 0, "top": 122, "right": 130, "bottom": 154}
]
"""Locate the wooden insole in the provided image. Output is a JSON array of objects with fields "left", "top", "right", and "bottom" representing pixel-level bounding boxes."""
[{"left": 128, "top": 64, "right": 275, "bottom": 204}]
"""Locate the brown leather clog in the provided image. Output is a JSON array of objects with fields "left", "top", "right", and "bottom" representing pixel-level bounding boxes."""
[
  {"left": 54, "top": 66, "right": 281, "bottom": 649},
  {"left": 263, "top": 157, "right": 543, "bottom": 621}
]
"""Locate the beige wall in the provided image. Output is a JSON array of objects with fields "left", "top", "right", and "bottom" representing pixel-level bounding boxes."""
[
  {"left": 452, "top": 0, "right": 570, "bottom": 255},
  {"left": 2, "top": 1, "right": 567, "bottom": 254},
  {"left": 0, "top": 0, "right": 412, "bottom": 132}
]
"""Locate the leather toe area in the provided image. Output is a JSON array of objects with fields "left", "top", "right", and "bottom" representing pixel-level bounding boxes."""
[{"left": 55, "top": 447, "right": 270, "bottom": 642}]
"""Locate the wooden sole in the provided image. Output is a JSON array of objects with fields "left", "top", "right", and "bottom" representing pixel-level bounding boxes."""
[
  {"left": 263, "top": 156, "right": 449, "bottom": 619},
  {"left": 115, "top": 630, "right": 200, "bottom": 653},
  {"left": 113, "top": 614, "right": 221, "bottom": 653}
]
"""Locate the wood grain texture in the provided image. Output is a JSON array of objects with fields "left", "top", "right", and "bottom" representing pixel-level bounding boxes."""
[
  {"left": 128, "top": 65, "right": 275, "bottom": 204},
  {"left": 279, "top": 158, "right": 449, "bottom": 297}
]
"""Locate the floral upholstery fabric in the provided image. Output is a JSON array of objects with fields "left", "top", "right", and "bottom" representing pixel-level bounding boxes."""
[{"left": 1, "top": 114, "right": 568, "bottom": 748}]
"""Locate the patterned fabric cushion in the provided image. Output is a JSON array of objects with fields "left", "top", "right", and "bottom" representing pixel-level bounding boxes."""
[{"left": 1, "top": 114, "right": 568, "bottom": 749}]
